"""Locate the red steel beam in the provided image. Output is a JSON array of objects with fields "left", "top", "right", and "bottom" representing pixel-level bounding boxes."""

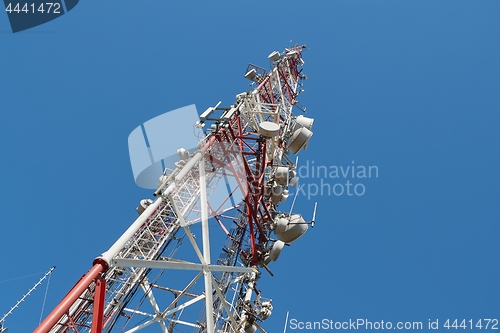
[
  {"left": 91, "top": 278, "right": 106, "bottom": 333},
  {"left": 34, "top": 263, "right": 106, "bottom": 333}
]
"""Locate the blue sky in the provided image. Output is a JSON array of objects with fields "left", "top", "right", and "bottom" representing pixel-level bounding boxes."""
[{"left": 1, "top": 1, "right": 499, "bottom": 332}]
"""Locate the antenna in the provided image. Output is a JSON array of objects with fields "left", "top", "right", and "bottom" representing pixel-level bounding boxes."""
[
  {"left": 288, "top": 184, "right": 299, "bottom": 215},
  {"left": 283, "top": 311, "right": 289, "bottom": 333},
  {"left": 311, "top": 202, "right": 317, "bottom": 228},
  {"left": 289, "top": 156, "right": 300, "bottom": 215},
  {"left": 0, "top": 266, "right": 56, "bottom": 332},
  {"left": 287, "top": 202, "right": 317, "bottom": 227}
]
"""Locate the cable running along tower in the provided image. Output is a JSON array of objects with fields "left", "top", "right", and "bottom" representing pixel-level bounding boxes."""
[{"left": 34, "top": 45, "right": 315, "bottom": 333}]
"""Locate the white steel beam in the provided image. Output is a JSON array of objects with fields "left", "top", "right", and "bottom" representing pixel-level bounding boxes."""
[
  {"left": 124, "top": 318, "right": 156, "bottom": 333},
  {"left": 111, "top": 259, "right": 253, "bottom": 273},
  {"left": 140, "top": 280, "right": 168, "bottom": 333},
  {"left": 160, "top": 271, "right": 203, "bottom": 316},
  {"left": 210, "top": 275, "right": 238, "bottom": 330},
  {"left": 163, "top": 294, "right": 205, "bottom": 317},
  {"left": 122, "top": 308, "right": 154, "bottom": 317},
  {"left": 167, "top": 193, "right": 206, "bottom": 264},
  {"left": 164, "top": 318, "right": 201, "bottom": 328},
  {"left": 99, "top": 196, "right": 164, "bottom": 264},
  {"left": 200, "top": 156, "right": 215, "bottom": 333}
]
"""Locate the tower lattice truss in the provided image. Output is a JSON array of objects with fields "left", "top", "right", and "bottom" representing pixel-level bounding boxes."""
[{"left": 35, "top": 45, "right": 315, "bottom": 333}]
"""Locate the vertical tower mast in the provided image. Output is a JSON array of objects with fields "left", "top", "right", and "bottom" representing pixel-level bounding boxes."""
[{"left": 34, "top": 45, "right": 314, "bottom": 333}]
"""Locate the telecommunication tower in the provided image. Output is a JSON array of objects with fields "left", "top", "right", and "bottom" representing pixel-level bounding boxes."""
[{"left": 34, "top": 45, "right": 315, "bottom": 333}]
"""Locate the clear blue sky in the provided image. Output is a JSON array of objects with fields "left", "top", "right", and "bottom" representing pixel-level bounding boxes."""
[{"left": 1, "top": 1, "right": 499, "bottom": 332}]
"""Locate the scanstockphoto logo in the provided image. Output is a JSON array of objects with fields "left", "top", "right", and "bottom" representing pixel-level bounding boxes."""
[
  {"left": 3, "top": 0, "right": 79, "bottom": 33},
  {"left": 295, "top": 160, "right": 379, "bottom": 199}
]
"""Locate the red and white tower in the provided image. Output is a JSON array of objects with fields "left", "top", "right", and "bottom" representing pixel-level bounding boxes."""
[{"left": 34, "top": 45, "right": 315, "bottom": 333}]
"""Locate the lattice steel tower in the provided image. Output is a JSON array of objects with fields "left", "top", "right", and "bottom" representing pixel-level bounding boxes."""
[{"left": 34, "top": 45, "right": 315, "bottom": 333}]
